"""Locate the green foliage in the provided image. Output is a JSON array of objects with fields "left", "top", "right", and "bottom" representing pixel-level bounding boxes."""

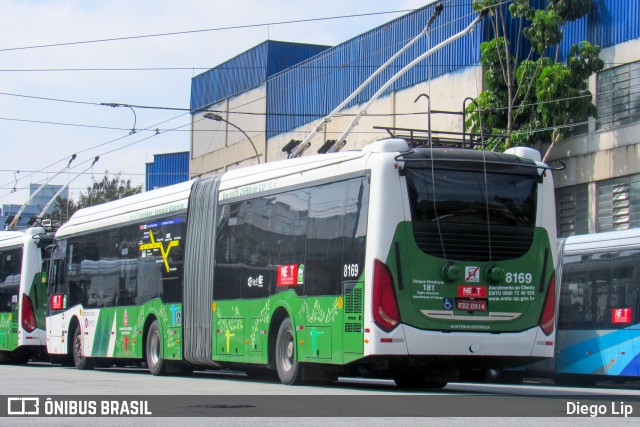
[
  {"left": 524, "top": 9, "right": 563, "bottom": 54},
  {"left": 77, "top": 173, "right": 142, "bottom": 207},
  {"left": 466, "top": 0, "right": 601, "bottom": 158}
]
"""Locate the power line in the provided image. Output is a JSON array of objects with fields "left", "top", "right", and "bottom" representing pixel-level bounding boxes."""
[{"left": 0, "top": 9, "right": 416, "bottom": 53}]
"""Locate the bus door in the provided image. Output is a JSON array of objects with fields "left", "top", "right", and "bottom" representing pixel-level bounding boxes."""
[
  {"left": 0, "top": 249, "right": 22, "bottom": 352},
  {"left": 0, "top": 289, "right": 19, "bottom": 351},
  {"left": 46, "top": 240, "right": 69, "bottom": 354}
]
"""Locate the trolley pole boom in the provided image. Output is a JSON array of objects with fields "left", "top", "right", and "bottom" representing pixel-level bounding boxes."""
[
  {"left": 328, "top": 8, "right": 487, "bottom": 153},
  {"left": 37, "top": 156, "right": 99, "bottom": 218},
  {"left": 6, "top": 154, "right": 77, "bottom": 230},
  {"left": 290, "top": 3, "right": 444, "bottom": 158}
]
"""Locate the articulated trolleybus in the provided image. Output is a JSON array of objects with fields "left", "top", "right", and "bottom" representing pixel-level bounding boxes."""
[
  {"left": 0, "top": 227, "right": 52, "bottom": 363},
  {"left": 46, "top": 139, "right": 557, "bottom": 386}
]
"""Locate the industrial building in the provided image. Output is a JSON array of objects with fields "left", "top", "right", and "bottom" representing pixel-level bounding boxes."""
[{"left": 188, "top": 1, "right": 640, "bottom": 237}]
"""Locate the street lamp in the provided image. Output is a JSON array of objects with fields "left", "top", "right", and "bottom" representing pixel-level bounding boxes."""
[{"left": 203, "top": 112, "right": 261, "bottom": 164}]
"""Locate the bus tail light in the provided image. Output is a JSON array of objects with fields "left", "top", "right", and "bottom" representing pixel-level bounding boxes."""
[
  {"left": 538, "top": 272, "right": 556, "bottom": 336},
  {"left": 22, "top": 294, "right": 37, "bottom": 333},
  {"left": 373, "top": 259, "right": 400, "bottom": 332}
]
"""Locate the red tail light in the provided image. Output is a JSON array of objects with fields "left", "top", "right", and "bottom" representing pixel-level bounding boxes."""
[
  {"left": 22, "top": 294, "right": 37, "bottom": 333},
  {"left": 373, "top": 259, "right": 400, "bottom": 332},
  {"left": 539, "top": 272, "right": 556, "bottom": 336}
]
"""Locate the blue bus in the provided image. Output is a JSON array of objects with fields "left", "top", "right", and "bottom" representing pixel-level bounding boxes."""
[
  {"left": 471, "top": 229, "right": 640, "bottom": 385},
  {"left": 554, "top": 229, "right": 640, "bottom": 384}
]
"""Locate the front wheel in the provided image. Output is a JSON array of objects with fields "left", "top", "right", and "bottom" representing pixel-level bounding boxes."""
[
  {"left": 146, "top": 320, "right": 166, "bottom": 376},
  {"left": 73, "top": 327, "right": 93, "bottom": 370},
  {"left": 275, "top": 317, "right": 302, "bottom": 385}
]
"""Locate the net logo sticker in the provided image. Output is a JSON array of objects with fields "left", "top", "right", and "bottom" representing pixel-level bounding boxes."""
[
  {"left": 465, "top": 266, "right": 480, "bottom": 282},
  {"left": 7, "top": 397, "right": 40, "bottom": 415}
]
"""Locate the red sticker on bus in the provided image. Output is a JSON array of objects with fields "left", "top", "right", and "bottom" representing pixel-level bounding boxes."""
[
  {"left": 50, "top": 294, "right": 64, "bottom": 311},
  {"left": 457, "top": 286, "right": 486, "bottom": 298},
  {"left": 612, "top": 308, "right": 632, "bottom": 324},
  {"left": 277, "top": 264, "right": 298, "bottom": 287}
]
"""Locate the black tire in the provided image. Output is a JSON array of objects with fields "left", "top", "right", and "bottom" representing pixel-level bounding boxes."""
[
  {"left": 0, "top": 350, "right": 11, "bottom": 363},
  {"left": 245, "top": 367, "right": 278, "bottom": 381},
  {"left": 485, "top": 369, "right": 522, "bottom": 385},
  {"left": 423, "top": 380, "right": 448, "bottom": 389},
  {"left": 555, "top": 374, "right": 596, "bottom": 387},
  {"left": 275, "top": 317, "right": 302, "bottom": 385},
  {"left": 146, "top": 320, "right": 167, "bottom": 376},
  {"left": 0, "top": 350, "right": 29, "bottom": 364},
  {"left": 72, "top": 327, "right": 93, "bottom": 370},
  {"left": 393, "top": 370, "right": 427, "bottom": 388}
]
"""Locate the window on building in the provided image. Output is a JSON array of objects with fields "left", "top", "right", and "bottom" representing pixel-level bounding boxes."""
[
  {"left": 556, "top": 184, "right": 589, "bottom": 237},
  {"left": 597, "top": 61, "right": 640, "bottom": 130},
  {"left": 596, "top": 174, "right": 640, "bottom": 232}
]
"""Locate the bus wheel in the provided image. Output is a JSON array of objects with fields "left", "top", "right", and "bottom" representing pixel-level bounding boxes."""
[
  {"left": 146, "top": 320, "right": 166, "bottom": 376},
  {"left": 0, "top": 350, "right": 26, "bottom": 364},
  {"left": 73, "top": 327, "right": 93, "bottom": 370},
  {"left": 275, "top": 317, "right": 302, "bottom": 385},
  {"left": 423, "top": 380, "right": 448, "bottom": 389},
  {"left": 392, "top": 370, "right": 427, "bottom": 388}
]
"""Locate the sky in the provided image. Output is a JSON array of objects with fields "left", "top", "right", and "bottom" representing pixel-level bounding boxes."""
[{"left": 0, "top": 0, "right": 433, "bottom": 206}]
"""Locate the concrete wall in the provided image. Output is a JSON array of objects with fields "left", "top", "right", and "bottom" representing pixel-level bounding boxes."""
[
  {"left": 266, "top": 67, "right": 483, "bottom": 161},
  {"left": 549, "top": 38, "right": 640, "bottom": 187},
  {"left": 190, "top": 86, "right": 266, "bottom": 178}
]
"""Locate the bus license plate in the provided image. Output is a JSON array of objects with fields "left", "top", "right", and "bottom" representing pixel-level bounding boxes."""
[{"left": 457, "top": 299, "right": 487, "bottom": 312}]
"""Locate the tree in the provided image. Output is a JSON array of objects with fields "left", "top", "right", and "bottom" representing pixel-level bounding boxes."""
[
  {"left": 50, "top": 173, "right": 142, "bottom": 222},
  {"left": 77, "top": 173, "right": 142, "bottom": 207},
  {"left": 465, "top": 0, "right": 604, "bottom": 161},
  {"left": 49, "top": 197, "right": 79, "bottom": 223}
]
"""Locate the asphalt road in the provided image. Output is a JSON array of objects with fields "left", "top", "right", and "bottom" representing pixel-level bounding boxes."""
[{"left": 1, "top": 362, "right": 638, "bottom": 426}]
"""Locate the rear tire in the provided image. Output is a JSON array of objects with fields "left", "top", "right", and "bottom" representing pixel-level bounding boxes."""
[
  {"left": 146, "top": 320, "right": 166, "bottom": 376},
  {"left": 275, "top": 317, "right": 302, "bottom": 385},
  {"left": 393, "top": 370, "right": 427, "bottom": 388},
  {"left": 73, "top": 327, "right": 93, "bottom": 370},
  {"left": 0, "top": 349, "right": 29, "bottom": 364}
]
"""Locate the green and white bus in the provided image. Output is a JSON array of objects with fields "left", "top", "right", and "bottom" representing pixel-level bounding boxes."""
[
  {"left": 0, "top": 227, "right": 52, "bottom": 363},
  {"left": 46, "top": 138, "right": 558, "bottom": 386}
]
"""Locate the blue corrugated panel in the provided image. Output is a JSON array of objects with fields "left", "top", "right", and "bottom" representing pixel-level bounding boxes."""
[
  {"left": 559, "top": 0, "right": 640, "bottom": 59},
  {"left": 266, "top": 2, "right": 483, "bottom": 138},
  {"left": 190, "top": 41, "right": 329, "bottom": 112},
  {"left": 145, "top": 152, "right": 190, "bottom": 191}
]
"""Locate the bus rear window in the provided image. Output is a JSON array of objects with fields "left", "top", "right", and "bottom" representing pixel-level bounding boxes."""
[
  {"left": 405, "top": 167, "right": 537, "bottom": 261},
  {"left": 406, "top": 168, "right": 537, "bottom": 227}
]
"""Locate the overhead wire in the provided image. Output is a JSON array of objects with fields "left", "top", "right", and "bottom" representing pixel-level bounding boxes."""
[{"left": 0, "top": 9, "right": 417, "bottom": 53}]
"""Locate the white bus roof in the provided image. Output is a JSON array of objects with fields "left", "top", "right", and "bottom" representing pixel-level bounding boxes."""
[
  {"left": 55, "top": 138, "right": 411, "bottom": 238},
  {"left": 56, "top": 180, "right": 194, "bottom": 238},
  {"left": 0, "top": 227, "right": 46, "bottom": 249},
  {"left": 564, "top": 229, "right": 640, "bottom": 253}
]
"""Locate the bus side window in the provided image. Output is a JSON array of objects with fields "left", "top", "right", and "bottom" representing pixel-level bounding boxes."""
[
  {"left": 611, "top": 249, "right": 640, "bottom": 326},
  {"left": 584, "top": 253, "right": 611, "bottom": 328},
  {"left": 559, "top": 255, "right": 585, "bottom": 329},
  {"left": 0, "top": 248, "right": 22, "bottom": 313},
  {"left": 305, "top": 181, "right": 346, "bottom": 296},
  {"left": 214, "top": 202, "right": 244, "bottom": 300}
]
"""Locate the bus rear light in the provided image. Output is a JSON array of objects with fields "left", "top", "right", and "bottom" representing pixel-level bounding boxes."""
[
  {"left": 21, "top": 294, "right": 37, "bottom": 333},
  {"left": 539, "top": 272, "right": 556, "bottom": 336},
  {"left": 372, "top": 259, "right": 400, "bottom": 332}
]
